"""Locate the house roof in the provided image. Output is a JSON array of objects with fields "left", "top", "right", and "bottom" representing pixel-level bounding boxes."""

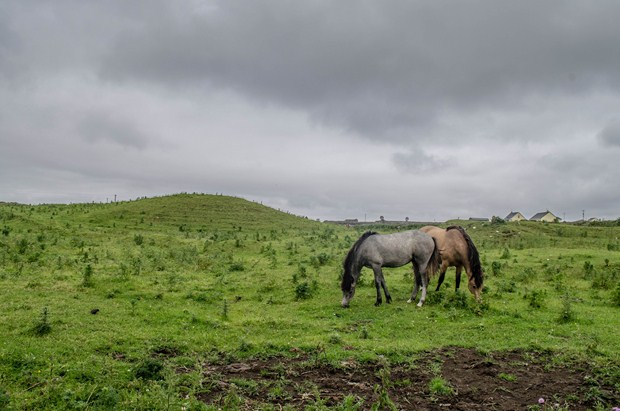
[
  {"left": 505, "top": 211, "right": 523, "bottom": 220},
  {"left": 530, "top": 211, "right": 557, "bottom": 221}
]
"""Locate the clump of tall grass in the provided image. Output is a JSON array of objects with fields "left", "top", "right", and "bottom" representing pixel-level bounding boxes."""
[{"left": 31, "top": 307, "right": 52, "bottom": 336}]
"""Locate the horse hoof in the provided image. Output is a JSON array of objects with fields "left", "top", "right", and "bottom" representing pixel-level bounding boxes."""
[
  {"left": 406, "top": 299, "right": 412, "bottom": 304},
  {"left": 416, "top": 302, "right": 424, "bottom": 307}
]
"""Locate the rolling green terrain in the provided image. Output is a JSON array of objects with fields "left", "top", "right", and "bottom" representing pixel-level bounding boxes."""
[{"left": 1, "top": 194, "right": 619, "bottom": 409}]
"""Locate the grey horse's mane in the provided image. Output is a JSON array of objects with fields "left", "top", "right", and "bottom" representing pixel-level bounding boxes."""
[{"left": 341, "top": 231, "right": 376, "bottom": 292}]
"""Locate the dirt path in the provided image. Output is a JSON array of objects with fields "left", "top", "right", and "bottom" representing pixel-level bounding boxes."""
[{"left": 192, "top": 347, "right": 619, "bottom": 410}]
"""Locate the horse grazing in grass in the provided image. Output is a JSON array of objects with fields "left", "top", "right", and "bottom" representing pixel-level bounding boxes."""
[
  {"left": 420, "top": 225, "right": 484, "bottom": 302},
  {"left": 341, "top": 230, "right": 441, "bottom": 308}
]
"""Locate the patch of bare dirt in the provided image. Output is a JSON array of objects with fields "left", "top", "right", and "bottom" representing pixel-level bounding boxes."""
[{"left": 193, "top": 347, "right": 619, "bottom": 410}]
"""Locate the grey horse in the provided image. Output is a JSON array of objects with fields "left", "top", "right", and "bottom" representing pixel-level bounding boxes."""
[{"left": 341, "top": 230, "right": 441, "bottom": 308}]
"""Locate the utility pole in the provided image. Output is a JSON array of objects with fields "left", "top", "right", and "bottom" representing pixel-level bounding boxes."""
[{"left": 582, "top": 210, "right": 585, "bottom": 221}]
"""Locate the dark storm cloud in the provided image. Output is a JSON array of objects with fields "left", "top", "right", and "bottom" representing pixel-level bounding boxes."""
[
  {"left": 597, "top": 119, "right": 620, "bottom": 148},
  {"left": 392, "top": 148, "right": 449, "bottom": 174},
  {"left": 100, "top": 0, "right": 620, "bottom": 141}
]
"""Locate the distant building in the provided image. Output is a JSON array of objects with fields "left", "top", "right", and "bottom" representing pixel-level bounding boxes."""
[
  {"left": 505, "top": 211, "right": 527, "bottom": 222},
  {"left": 530, "top": 211, "right": 560, "bottom": 222},
  {"left": 469, "top": 217, "right": 489, "bottom": 222}
]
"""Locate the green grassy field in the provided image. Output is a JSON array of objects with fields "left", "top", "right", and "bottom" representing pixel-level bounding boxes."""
[{"left": 1, "top": 194, "right": 619, "bottom": 409}]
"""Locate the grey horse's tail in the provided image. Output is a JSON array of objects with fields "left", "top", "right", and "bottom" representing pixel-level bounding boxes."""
[
  {"left": 426, "top": 237, "right": 442, "bottom": 278},
  {"left": 341, "top": 231, "right": 376, "bottom": 292},
  {"left": 447, "top": 226, "right": 483, "bottom": 288}
]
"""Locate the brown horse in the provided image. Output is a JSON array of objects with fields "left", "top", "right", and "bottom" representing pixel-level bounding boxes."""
[{"left": 420, "top": 225, "right": 483, "bottom": 301}]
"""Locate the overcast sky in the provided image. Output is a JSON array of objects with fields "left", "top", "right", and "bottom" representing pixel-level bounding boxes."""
[{"left": 2, "top": 1, "right": 620, "bottom": 222}]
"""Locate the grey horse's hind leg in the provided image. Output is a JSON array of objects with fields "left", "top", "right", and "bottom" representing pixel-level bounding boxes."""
[
  {"left": 407, "top": 263, "right": 422, "bottom": 304},
  {"left": 372, "top": 265, "right": 391, "bottom": 306},
  {"left": 417, "top": 269, "right": 429, "bottom": 307}
]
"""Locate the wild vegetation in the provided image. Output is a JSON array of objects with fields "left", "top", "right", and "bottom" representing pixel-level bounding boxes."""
[{"left": 0, "top": 194, "right": 619, "bottom": 409}]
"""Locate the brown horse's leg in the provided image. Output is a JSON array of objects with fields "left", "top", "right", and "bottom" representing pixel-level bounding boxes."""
[
  {"left": 435, "top": 261, "right": 449, "bottom": 291},
  {"left": 455, "top": 266, "right": 462, "bottom": 290}
]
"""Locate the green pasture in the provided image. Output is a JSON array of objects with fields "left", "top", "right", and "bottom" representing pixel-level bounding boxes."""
[{"left": 1, "top": 194, "right": 619, "bottom": 409}]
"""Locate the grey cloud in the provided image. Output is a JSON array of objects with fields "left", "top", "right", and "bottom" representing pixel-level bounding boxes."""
[
  {"left": 99, "top": 1, "right": 620, "bottom": 142},
  {"left": 597, "top": 119, "right": 620, "bottom": 147},
  {"left": 78, "top": 113, "right": 149, "bottom": 150},
  {"left": 392, "top": 148, "right": 450, "bottom": 174}
]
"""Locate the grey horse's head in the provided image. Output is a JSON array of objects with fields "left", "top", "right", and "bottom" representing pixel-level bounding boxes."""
[{"left": 341, "top": 284, "right": 356, "bottom": 308}]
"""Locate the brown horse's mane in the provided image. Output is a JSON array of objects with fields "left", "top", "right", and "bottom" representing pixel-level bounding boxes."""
[
  {"left": 341, "top": 231, "right": 377, "bottom": 292},
  {"left": 446, "top": 226, "right": 483, "bottom": 288}
]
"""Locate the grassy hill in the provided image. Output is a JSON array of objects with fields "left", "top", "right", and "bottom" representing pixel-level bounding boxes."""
[{"left": 1, "top": 194, "right": 619, "bottom": 409}]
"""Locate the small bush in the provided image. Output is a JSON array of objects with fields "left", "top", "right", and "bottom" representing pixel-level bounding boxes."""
[
  {"left": 133, "top": 234, "right": 144, "bottom": 246},
  {"left": 557, "top": 294, "right": 575, "bottom": 323},
  {"left": 524, "top": 289, "right": 547, "bottom": 309},
  {"left": 229, "top": 260, "right": 245, "bottom": 272},
  {"left": 496, "top": 279, "right": 516, "bottom": 294},
  {"left": 134, "top": 358, "right": 164, "bottom": 380},
  {"left": 0, "top": 388, "right": 9, "bottom": 408},
  {"left": 611, "top": 283, "right": 620, "bottom": 307},
  {"left": 583, "top": 261, "right": 595, "bottom": 279},
  {"left": 443, "top": 290, "right": 468, "bottom": 309},
  {"left": 295, "top": 280, "right": 317, "bottom": 300},
  {"left": 81, "top": 264, "right": 94, "bottom": 288},
  {"left": 31, "top": 307, "right": 52, "bottom": 336},
  {"left": 491, "top": 261, "right": 502, "bottom": 276},
  {"left": 591, "top": 268, "right": 618, "bottom": 290}
]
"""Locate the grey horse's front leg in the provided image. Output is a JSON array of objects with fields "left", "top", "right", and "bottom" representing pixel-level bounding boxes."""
[
  {"left": 407, "top": 267, "right": 421, "bottom": 304},
  {"left": 372, "top": 266, "right": 391, "bottom": 306}
]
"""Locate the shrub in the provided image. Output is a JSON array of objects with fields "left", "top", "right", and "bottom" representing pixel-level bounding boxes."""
[
  {"left": 31, "top": 307, "right": 52, "bottom": 336},
  {"left": 591, "top": 268, "right": 618, "bottom": 290},
  {"left": 583, "top": 261, "right": 595, "bottom": 279},
  {"left": 557, "top": 294, "right": 575, "bottom": 323},
  {"left": 491, "top": 261, "right": 502, "bottom": 276},
  {"left": 442, "top": 289, "right": 468, "bottom": 309},
  {"left": 294, "top": 281, "right": 317, "bottom": 300},
  {"left": 134, "top": 358, "right": 164, "bottom": 380},
  {"left": 524, "top": 289, "right": 547, "bottom": 309},
  {"left": 0, "top": 388, "right": 9, "bottom": 409},
  {"left": 81, "top": 264, "right": 94, "bottom": 287},
  {"left": 611, "top": 283, "right": 620, "bottom": 307},
  {"left": 133, "top": 234, "right": 144, "bottom": 246},
  {"left": 229, "top": 260, "right": 245, "bottom": 272}
]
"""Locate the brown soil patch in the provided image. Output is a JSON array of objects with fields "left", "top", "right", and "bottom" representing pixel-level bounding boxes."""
[{"left": 194, "top": 347, "right": 618, "bottom": 410}]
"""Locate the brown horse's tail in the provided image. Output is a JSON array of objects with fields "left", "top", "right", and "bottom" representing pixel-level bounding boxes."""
[
  {"left": 447, "top": 226, "right": 484, "bottom": 288},
  {"left": 426, "top": 237, "right": 442, "bottom": 278}
]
